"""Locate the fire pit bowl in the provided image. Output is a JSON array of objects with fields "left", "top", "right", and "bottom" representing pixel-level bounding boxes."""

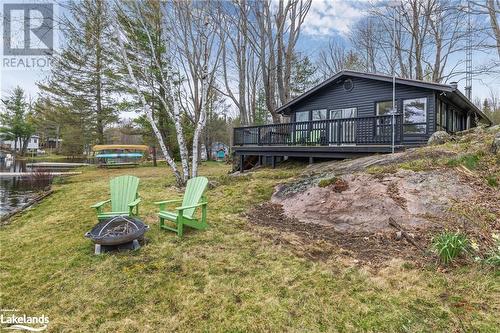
[{"left": 85, "top": 216, "right": 149, "bottom": 254}]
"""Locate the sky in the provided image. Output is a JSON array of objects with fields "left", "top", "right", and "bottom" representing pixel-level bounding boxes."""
[{"left": 1, "top": 0, "right": 499, "bottom": 115}]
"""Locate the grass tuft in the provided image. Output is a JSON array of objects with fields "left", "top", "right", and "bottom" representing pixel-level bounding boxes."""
[
  {"left": 318, "top": 176, "right": 338, "bottom": 187},
  {"left": 432, "top": 232, "right": 470, "bottom": 265},
  {"left": 446, "top": 154, "right": 481, "bottom": 170}
]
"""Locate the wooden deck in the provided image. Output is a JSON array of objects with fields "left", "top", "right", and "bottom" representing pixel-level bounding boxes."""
[{"left": 233, "top": 144, "right": 406, "bottom": 158}]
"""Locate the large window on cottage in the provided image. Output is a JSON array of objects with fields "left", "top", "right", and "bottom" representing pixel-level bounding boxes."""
[{"left": 403, "top": 98, "right": 427, "bottom": 134}]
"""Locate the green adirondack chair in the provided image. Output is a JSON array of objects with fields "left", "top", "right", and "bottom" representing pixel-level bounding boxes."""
[
  {"left": 155, "top": 176, "right": 208, "bottom": 237},
  {"left": 91, "top": 175, "right": 141, "bottom": 220}
]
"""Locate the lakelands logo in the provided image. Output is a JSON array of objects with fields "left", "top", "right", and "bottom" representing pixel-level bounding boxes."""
[
  {"left": 0, "top": 311, "right": 49, "bottom": 331},
  {"left": 2, "top": 2, "right": 55, "bottom": 69}
]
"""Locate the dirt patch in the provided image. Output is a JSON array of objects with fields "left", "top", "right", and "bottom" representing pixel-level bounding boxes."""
[
  {"left": 247, "top": 202, "right": 435, "bottom": 265},
  {"left": 386, "top": 181, "right": 407, "bottom": 210}
]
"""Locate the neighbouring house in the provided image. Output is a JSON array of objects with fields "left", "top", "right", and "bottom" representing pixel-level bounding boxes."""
[
  {"left": 42, "top": 137, "right": 63, "bottom": 149},
  {"left": 4, "top": 135, "right": 40, "bottom": 153},
  {"left": 233, "top": 70, "right": 492, "bottom": 170}
]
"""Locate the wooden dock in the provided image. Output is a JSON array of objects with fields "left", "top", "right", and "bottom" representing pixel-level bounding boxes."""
[
  {"left": 0, "top": 171, "right": 82, "bottom": 178},
  {"left": 26, "top": 162, "right": 90, "bottom": 168}
]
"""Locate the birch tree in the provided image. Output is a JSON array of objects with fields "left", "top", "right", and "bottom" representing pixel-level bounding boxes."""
[
  {"left": 166, "top": 0, "right": 223, "bottom": 177},
  {"left": 114, "top": 16, "right": 183, "bottom": 185},
  {"left": 114, "top": 1, "right": 191, "bottom": 185},
  {"left": 115, "top": 0, "right": 220, "bottom": 183}
]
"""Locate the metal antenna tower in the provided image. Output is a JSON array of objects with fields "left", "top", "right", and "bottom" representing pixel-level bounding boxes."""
[{"left": 465, "top": 0, "right": 472, "bottom": 100}]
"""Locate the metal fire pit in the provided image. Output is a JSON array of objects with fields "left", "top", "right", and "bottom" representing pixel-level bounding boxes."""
[{"left": 85, "top": 216, "right": 149, "bottom": 254}]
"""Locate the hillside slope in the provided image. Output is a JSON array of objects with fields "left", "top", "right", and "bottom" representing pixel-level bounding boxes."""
[{"left": 252, "top": 126, "right": 499, "bottom": 264}]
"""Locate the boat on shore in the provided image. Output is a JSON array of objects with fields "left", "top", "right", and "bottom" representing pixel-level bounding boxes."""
[{"left": 92, "top": 145, "right": 149, "bottom": 168}]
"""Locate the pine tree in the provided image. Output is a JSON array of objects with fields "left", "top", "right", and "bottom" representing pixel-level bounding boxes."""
[
  {"left": 290, "top": 55, "right": 320, "bottom": 98},
  {"left": 0, "top": 87, "right": 36, "bottom": 155},
  {"left": 37, "top": 0, "right": 118, "bottom": 145}
]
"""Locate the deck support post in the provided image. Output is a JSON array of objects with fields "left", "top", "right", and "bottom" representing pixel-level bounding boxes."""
[
  {"left": 258, "top": 155, "right": 262, "bottom": 166},
  {"left": 272, "top": 156, "right": 276, "bottom": 169},
  {"left": 309, "top": 157, "right": 314, "bottom": 164},
  {"left": 240, "top": 155, "right": 244, "bottom": 173}
]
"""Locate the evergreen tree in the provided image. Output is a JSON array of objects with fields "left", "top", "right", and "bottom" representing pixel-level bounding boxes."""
[
  {"left": 290, "top": 55, "right": 320, "bottom": 98},
  {"left": 0, "top": 87, "right": 36, "bottom": 155},
  {"left": 254, "top": 89, "right": 271, "bottom": 125},
  {"left": 38, "top": 0, "right": 118, "bottom": 145}
]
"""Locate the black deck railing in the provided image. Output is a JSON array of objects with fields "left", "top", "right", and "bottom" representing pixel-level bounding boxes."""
[{"left": 233, "top": 114, "right": 402, "bottom": 146}]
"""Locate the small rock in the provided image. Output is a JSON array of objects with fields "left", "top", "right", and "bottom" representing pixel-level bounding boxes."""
[
  {"left": 396, "top": 231, "right": 402, "bottom": 240},
  {"left": 427, "top": 131, "right": 452, "bottom": 145}
]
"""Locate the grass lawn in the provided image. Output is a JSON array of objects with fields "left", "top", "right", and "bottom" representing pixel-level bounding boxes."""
[{"left": 1, "top": 161, "right": 499, "bottom": 332}]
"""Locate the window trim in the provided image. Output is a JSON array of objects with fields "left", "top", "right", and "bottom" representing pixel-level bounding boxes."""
[
  {"left": 374, "top": 100, "right": 395, "bottom": 136},
  {"left": 402, "top": 97, "right": 428, "bottom": 135}
]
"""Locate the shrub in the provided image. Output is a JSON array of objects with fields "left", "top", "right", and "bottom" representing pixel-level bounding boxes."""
[
  {"left": 28, "top": 168, "right": 53, "bottom": 191},
  {"left": 432, "top": 232, "right": 470, "bottom": 264}
]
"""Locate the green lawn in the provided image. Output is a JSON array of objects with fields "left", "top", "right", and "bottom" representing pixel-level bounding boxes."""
[{"left": 1, "top": 161, "right": 498, "bottom": 332}]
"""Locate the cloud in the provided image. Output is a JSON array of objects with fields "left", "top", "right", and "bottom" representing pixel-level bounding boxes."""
[{"left": 302, "top": 0, "right": 367, "bottom": 37}]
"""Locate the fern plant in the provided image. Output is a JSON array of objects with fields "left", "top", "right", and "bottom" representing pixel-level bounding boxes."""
[{"left": 432, "top": 232, "right": 470, "bottom": 264}]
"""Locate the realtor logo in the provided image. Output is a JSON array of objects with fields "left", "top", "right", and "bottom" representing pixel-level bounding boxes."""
[{"left": 3, "top": 3, "right": 53, "bottom": 56}]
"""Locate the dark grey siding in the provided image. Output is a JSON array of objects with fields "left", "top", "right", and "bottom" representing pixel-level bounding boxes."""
[{"left": 287, "top": 76, "right": 436, "bottom": 143}]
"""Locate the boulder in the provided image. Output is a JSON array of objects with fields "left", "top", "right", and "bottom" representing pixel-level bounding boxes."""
[
  {"left": 491, "top": 132, "right": 500, "bottom": 155},
  {"left": 428, "top": 131, "right": 452, "bottom": 145}
]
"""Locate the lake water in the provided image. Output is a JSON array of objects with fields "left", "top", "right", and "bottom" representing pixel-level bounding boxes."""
[{"left": 0, "top": 158, "right": 87, "bottom": 218}]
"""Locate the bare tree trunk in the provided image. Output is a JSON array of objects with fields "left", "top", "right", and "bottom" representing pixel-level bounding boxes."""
[
  {"left": 487, "top": 0, "right": 500, "bottom": 59},
  {"left": 152, "top": 145, "right": 157, "bottom": 167},
  {"left": 191, "top": 14, "right": 209, "bottom": 178}
]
